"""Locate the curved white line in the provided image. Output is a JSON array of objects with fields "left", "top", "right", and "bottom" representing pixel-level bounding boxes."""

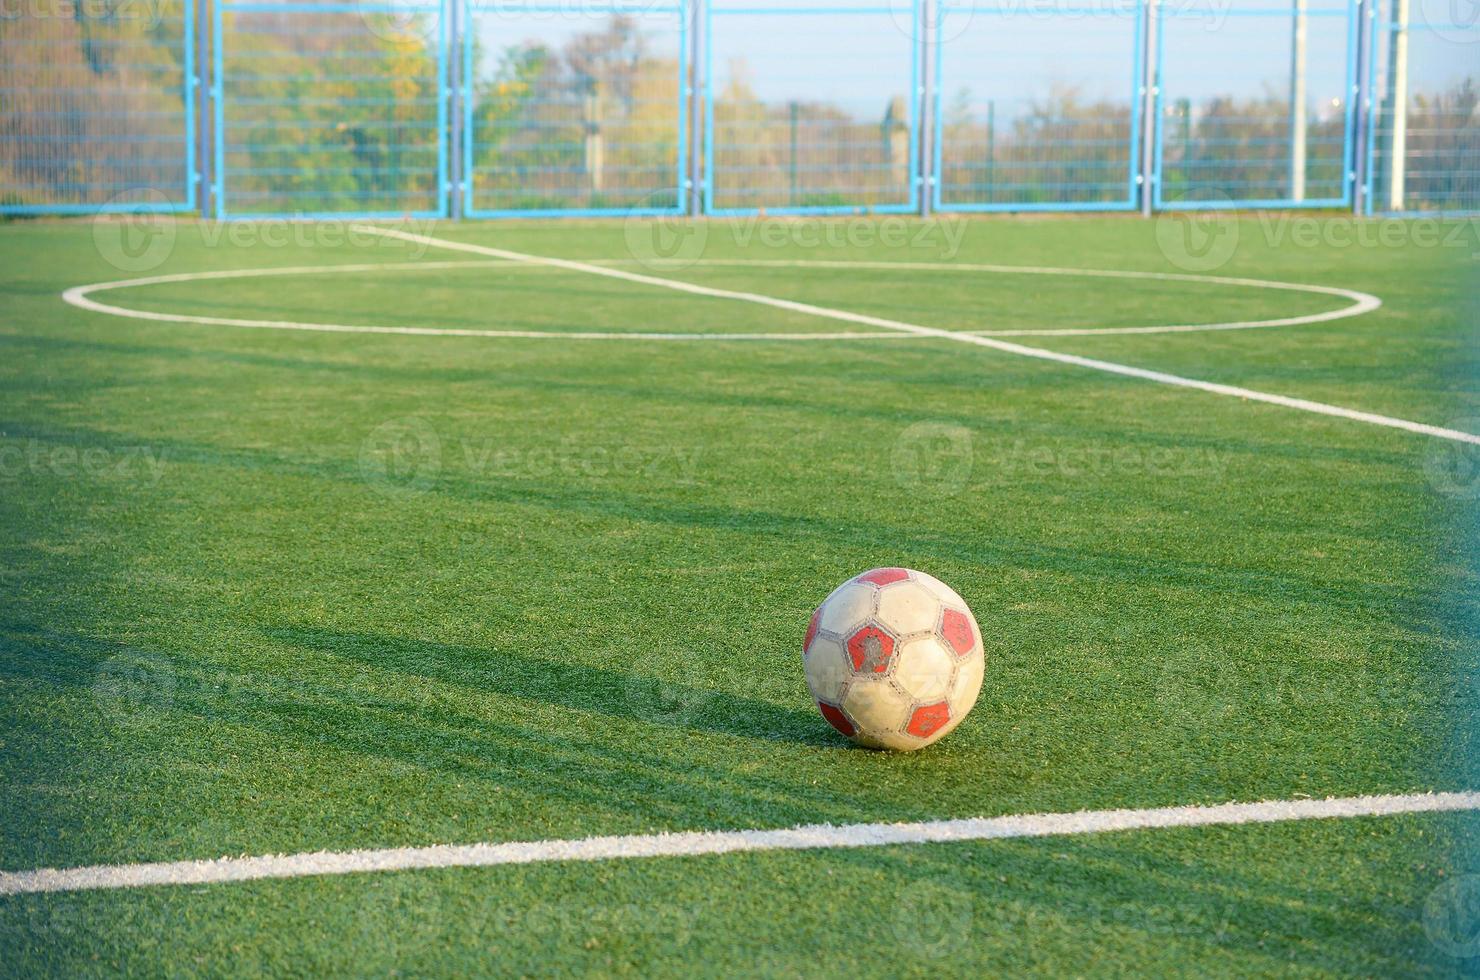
[
  {"left": 598, "top": 258, "right": 1384, "bottom": 337},
  {"left": 61, "top": 258, "right": 1380, "bottom": 341}
]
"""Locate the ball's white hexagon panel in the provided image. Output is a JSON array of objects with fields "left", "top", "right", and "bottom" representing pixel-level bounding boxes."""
[
  {"left": 874, "top": 579, "right": 941, "bottom": 638},
  {"left": 951, "top": 649, "right": 985, "bottom": 716},
  {"left": 817, "top": 581, "right": 876, "bottom": 636},
  {"left": 841, "top": 676, "right": 911, "bottom": 735},
  {"left": 892, "top": 635, "right": 956, "bottom": 703},
  {"left": 803, "top": 634, "right": 852, "bottom": 704},
  {"left": 912, "top": 569, "right": 969, "bottom": 609}
]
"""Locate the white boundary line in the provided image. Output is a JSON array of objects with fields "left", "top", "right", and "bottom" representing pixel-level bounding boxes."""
[
  {"left": 61, "top": 257, "right": 1379, "bottom": 341},
  {"left": 354, "top": 227, "right": 1480, "bottom": 445},
  {"left": 2, "top": 792, "right": 1475, "bottom": 895}
]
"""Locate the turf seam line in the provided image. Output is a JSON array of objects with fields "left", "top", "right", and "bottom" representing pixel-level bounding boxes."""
[
  {"left": 348, "top": 226, "right": 1479, "bottom": 446},
  {"left": 3, "top": 792, "right": 1475, "bottom": 895}
]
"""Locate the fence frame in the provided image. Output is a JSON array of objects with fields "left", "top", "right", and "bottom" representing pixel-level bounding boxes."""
[
  {"left": 210, "top": 0, "right": 451, "bottom": 220},
  {"left": 702, "top": 1, "right": 922, "bottom": 217},
  {"left": 932, "top": 0, "right": 1147, "bottom": 214},
  {"left": 1361, "top": 0, "right": 1480, "bottom": 217},
  {"left": 460, "top": 0, "right": 689, "bottom": 219},
  {"left": 8, "top": 0, "right": 1480, "bottom": 218},
  {"left": 1151, "top": 0, "right": 1363, "bottom": 211},
  {"left": 0, "top": 0, "right": 199, "bottom": 215}
]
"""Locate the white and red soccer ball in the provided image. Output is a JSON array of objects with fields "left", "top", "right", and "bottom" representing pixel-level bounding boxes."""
[{"left": 804, "top": 568, "right": 984, "bottom": 751}]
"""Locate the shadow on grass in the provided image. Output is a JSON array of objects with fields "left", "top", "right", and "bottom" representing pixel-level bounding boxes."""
[
  {"left": 262, "top": 625, "right": 827, "bottom": 749},
  {"left": 1, "top": 623, "right": 883, "bottom": 861}
]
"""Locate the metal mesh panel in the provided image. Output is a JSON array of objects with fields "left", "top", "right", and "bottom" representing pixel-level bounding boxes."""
[
  {"left": 1155, "top": 0, "right": 1357, "bottom": 208},
  {"left": 1365, "top": 0, "right": 1479, "bottom": 214},
  {"left": 463, "top": 1, "right": 685, "bottom": 216},
  {"left": 213, "top": 0, "right": 447, "bottom": 218},
  {"left": 0, "top": 0, "right": 196, "bottom": 213},
  {"left": 935, "top": 1, "right": 1142, "bottom": 212},
  {"left": 705, "top": 0, "right": 919, "bottom": 215}
]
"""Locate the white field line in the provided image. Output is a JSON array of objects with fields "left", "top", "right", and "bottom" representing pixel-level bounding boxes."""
[
  {"left": 61, "top": 257, "right": 1378, "bottom": 340},
  {"left": 594, "top": 258, "right": 1383, "bottom": 336},
  {"left": 60, "top": 262, "right": 892, "bottom": 342},
  {"left": 2, "top": 792, "right": 1475, "bottom": 896},
  {"left": 355, "top": 226, "right": 1480, "bottom": 446}
]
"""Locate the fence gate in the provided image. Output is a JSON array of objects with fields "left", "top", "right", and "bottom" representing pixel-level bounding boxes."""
[
  {"left": 1364, "top": 0, "right": 1480, "bottom": 214},
  {"left": 212, "top": 0, "right": 449, "bottom": 218},
  {"left": 934, "top": 0, "right": 1145, "bottom": 212},
  {"left": 460, "top": 1, "right": 687, "bottom": 218},
  {"left": 1154, "top": 0, "right": 1359, "bottom": 209},
  {"left": 1, "top": 0, "right": 197, "bottom": 214},
  {"left": 704, "top": 0, "right": 921, "bottom": 215}
]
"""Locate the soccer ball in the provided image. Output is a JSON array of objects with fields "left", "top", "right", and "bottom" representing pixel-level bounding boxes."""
[{"left": 803, "top": 567, "right": 984, "bottom": 751}]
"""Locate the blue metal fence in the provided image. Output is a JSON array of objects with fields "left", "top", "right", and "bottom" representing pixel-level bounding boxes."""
[
  {"left": 5, "top": 0, "right": 1478, "bottom": 218},
  {"left": 0, "top": 0, "right": 197, "bottom": 213},
  {"left": 704, "top": 0, "right": 920, "bottom": 216},
  {"left": 212, "top": 0, "right": 449, "bottom": 219},
  {"left": 935, "top": 0, "right": 1144, "bottom": 212},
  {"left": 1364, "top": 0, "right": 1480, "bottom": 215},
  {"left": 1154, "top": 0, "right": 1359, "bottom": 210},
  {"left": 462, "top": 1, "right": 687, "bottom": 217}
]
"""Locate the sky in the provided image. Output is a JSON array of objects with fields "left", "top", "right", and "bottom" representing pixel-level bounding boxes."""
[{"left": 468, "top": 3, "right": 1477, "bottom": 118}]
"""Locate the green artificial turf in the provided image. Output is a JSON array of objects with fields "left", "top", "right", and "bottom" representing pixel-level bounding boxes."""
[{"left": 0, "top": 214, "right": 1476, "bottom": 976}]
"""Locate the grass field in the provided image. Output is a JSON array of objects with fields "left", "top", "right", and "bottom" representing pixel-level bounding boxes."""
[{"left": 1, "top": 213, "right": 1477, "bottom": 976}]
